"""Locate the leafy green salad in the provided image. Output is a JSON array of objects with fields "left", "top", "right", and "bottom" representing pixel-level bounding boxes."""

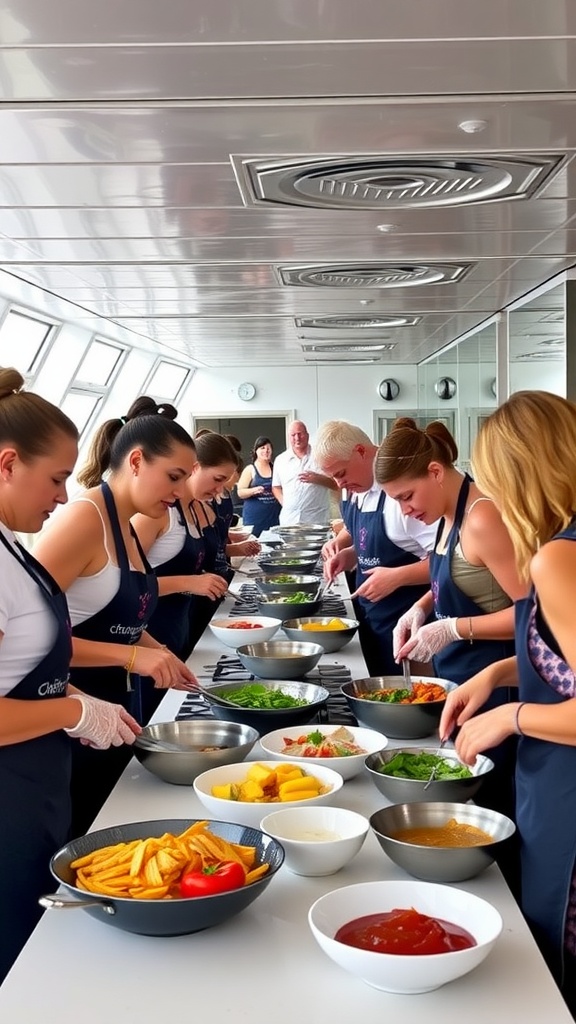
[
  {"left": 213, "top": 683, "right": 309, "bottom": 709},
  {"left": 378, "top": 751, "right": 473, "bottom": 780}
]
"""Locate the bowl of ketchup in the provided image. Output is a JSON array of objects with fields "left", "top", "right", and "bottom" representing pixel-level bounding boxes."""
[{"left": 308, "top": 879, "right": 502, "bottom": 993}]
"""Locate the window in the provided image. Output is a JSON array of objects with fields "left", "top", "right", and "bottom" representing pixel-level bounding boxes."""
[
  {"left": 0, "top": 308, "right": 55, "bottom": 377},
  {"left": 60, "top": 391, "right": 104, "bottom": 436},
  {"left": 74, "top": 339, "right": 124, "bottom": 386},
  {"left": 143, "top": 360, "right": 191, "bottom": 403},
  {"left": 61, "top": 337, "right": 127, "bottom": 438}
]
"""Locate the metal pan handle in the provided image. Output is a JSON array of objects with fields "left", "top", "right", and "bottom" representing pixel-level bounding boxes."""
[{"left": 39, "top": 893, "right": 116, "bottom": 915}]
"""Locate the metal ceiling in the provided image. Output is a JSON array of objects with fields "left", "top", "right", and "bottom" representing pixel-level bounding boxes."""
[{"left": 0, "top": 0, "right": 575, "bottom": 367}]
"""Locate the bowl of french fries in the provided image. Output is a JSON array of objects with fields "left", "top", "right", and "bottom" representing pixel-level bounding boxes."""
[
  {"left": 40, "top": 818, "right": 285, "bottom": 935},
  {"left": 133, "top": 720, "right": 260, "bottom": 785},
  {"left": 193, "top": 759, "right": 344, "bottom": 828}
]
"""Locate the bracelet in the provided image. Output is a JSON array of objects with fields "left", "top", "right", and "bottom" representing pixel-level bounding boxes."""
[
  {"left": 514, "top": 702, "right": 526, "bottom": 736},
  {"left": 468, "top": 616, "right": 474, "bottom": 645},
  {"left": 124, "top": 645, "right": 137, "bottom": 673}
]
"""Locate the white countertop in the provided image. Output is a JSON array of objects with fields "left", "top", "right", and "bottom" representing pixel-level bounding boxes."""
[{"left": 0, "top": 576, "right": 572, "bottom": 1022}]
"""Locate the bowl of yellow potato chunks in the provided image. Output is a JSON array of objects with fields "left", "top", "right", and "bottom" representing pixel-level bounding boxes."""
[
  {"left": 193, "top": 760, "right": 344, "bottom": 828},
  {"left": 281, "top": 617, "right": 359, "bottom": 653}
]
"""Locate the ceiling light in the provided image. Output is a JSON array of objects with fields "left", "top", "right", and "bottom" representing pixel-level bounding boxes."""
[{"left": 458, "top": 120, "right": 488, "bottom": 134}]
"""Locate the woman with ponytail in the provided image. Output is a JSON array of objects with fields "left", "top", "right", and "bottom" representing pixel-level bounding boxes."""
[{"left": 34, "top": 403, "right": 197, "bottom": 835}]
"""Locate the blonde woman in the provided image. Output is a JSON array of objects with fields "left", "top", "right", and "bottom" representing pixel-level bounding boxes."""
[{"left": 439, "top": 391, "right": 576, "bottom": 1007}]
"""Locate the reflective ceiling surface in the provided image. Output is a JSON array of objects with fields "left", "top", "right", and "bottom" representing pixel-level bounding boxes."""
[{"left": 0, "top": 1, "right": 575, "bottom": 367}]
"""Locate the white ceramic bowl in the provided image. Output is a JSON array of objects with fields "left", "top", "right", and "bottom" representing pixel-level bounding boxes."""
[
  {"left": 209, "top": 616, "right": 282, "bottom": 648},
  {"left": 260, "top": 806, "right": 369, "bottom": 876},
  {"left": 193, "top": 760, "right": 344, "bottom": 828},
  {"left": 258, "top": 724, "right": 388, "bottom": 781},
  {"left": 308, "top": 879, "right": 503, "bottom": 993}
]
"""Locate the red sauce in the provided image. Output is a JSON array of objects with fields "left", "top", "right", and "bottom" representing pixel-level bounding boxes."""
[
  {"left": 226, "top": 621, "right": 263, "bottom": 629},
  {"left": 335, "top": 908, "right": 476, "bottom": 955}
]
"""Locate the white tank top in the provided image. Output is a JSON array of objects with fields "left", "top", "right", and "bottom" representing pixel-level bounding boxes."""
[
  {"left": 65, "top": 498, "right": 122, "bottom": 627},
  {"left": 148, "top": 506, "right": 191, "bottom": 568}
]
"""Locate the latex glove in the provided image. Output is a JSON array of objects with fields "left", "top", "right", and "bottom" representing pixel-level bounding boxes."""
[
  {"left": 65, "top": 693, "right": 140, "bottom": 749},
  {"left": 396, "top": 617, "right": 461, "bottom": 663},
  {"left": 392, "top": 605, "right": 427, "bottom": 659}
]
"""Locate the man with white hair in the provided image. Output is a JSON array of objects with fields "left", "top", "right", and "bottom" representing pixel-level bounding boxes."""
[
  {"left": 315, "top": 420, "right": 436, "bottom": 675},
  {"left": 272, "top": 420, "right": 337, "bottom": 526}
]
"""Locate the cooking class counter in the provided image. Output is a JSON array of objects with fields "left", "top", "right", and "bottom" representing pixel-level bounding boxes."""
[{"left": 0, "top": 574, "right": 572, "bottom": 1022}]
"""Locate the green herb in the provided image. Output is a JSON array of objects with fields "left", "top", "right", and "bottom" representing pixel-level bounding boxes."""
[
  {"left": 305, "top": 730, "right": 324, "bottom": 745},
  {"left": 378, "top": 751, "right": 473, "bottom": 781},
  {"left": 213, "top": 683, "right": 308, "bottom": 710},
  {"left": 365, "top": 688, "right": 412, "bottom": 703}
]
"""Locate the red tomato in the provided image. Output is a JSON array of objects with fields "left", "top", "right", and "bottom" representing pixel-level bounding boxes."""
[{"left": 179, "top": 861, "right": 246, "bottom": 898}]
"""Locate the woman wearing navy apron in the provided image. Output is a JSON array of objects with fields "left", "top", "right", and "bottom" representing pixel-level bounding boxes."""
[
  {"left": 237, "top": 436, "right": 281, "bottom": 537},
  {"left": 314, "top": 421, "right": 436, "bottom": 676},
  {"left": 376, "top": 419, "right": 526, "bottom": 822},
  {"left": 441, "top": 391, "right": 576, "bottom": 1016},
  {"left": 0, "top": 368, "right": 140, "bottom": 983},
  {"left": 34, "top": 412, "right": 198, "bottom": 837}
]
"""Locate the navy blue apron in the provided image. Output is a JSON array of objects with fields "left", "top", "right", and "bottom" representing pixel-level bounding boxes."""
[
  {"left": 346, "top": 490, "right": 429, "bottom": 675},
  {"left": 69, "top": 480, "right": 158, "bottom": 836},
  {"left": 185, "top": 499, "right": 223, "bottom": 658},
  {"left": 212, "top": 492, "right": 235, "bottom": 584},
  {"left": 431, "top": 473, "right": 517, "bottom": 822},
  {"left": 241, "top": 466, "right": 281, "bottom": 537},
  {"left": 146, "top": 500, "right": 205, "bottom": 662},
  {"left": 515, "top": 522, "right": 576, "bottom": 984},
  {"left": 0, "top": 531, "right": 72, "bottom": 983}
]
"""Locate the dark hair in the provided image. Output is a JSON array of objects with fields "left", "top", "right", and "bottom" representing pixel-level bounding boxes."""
[
  {"left": 77, "top": 396, "right": 193, "bottom": 488},
  {"left": 194, "top": 431, "right": 238, "bottom": 469},
  {"left": 0, "top": 366, "right": 78, "bottom": 459},
  {"left": 374, "top": 417, "right": 458, "bottom": 486},
  {"left": 250, "top": 435, "right": 273, "bottom": 464},
  {"left": 223, "top": 433, "right": 242, "bottom": 454},
  {"left": 194, "top": 427, "right": 213, "bottom": 439}
]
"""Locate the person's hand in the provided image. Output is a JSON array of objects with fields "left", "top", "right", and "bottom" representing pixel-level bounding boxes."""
[
  {"left": 453, "top": 703, "right": 518, "bottom": 765},
  {"left": 233, "top": 540, "right": 261, "bottom": 557},
  {"left": 351, "top": 567, "right": 400, "bottom": 603},
  {"left": 298, "top": 471, "right": 321, "bottom": 485},
  {"left": 392, "top": 605, "right": 427, "bottom": 658},
  {"left": 130, "top": 646, "right": 196, "bottom": 688},
  {"left": 65, "top": 693, "right": 141, "bottom": 749},
  {"left": 253, "top": 486, "right": 265, "bottom": 496},
  {"left": 185, "top": 573, "right": 228, "bottom": 600},
  {"left": 439, "top": 667, "right": 504, "bottom": 743},
  {"left": 322, "top": 537, "right": 340, "bottom": 561},
  {"left": 396, "top": 617, "right": 460, "bottom": 662}
]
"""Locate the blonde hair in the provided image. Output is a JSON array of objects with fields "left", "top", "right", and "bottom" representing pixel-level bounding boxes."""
[
  {"left": 314, "top": 420, "right": 373, "bottom": 464},
  {"left": 472, "top": 390, "right": 576, "bottom": 580},
  {"left": 374, "top": 417, "right": 458, "bottom": 485}
]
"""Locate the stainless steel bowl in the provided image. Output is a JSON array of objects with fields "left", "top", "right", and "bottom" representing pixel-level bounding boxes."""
[
  {"left": 282, "top": 617, "right": 359, "bottom": 653},
  {"left": 237, "top": 639, "right": 324, "bottom": 679},
  {"left": 257, "top": 551, "right": 320, "bottom": 574},
  {"left": 133, "top": 720, "right": 259, "bottom": 785},
  {"left": 370, "top": 801, "right": 516, "bottom": 882},
  {"left": 279, "top": 537, "right": 326, "bottom": 553},
  {"left": 341, "top": 675, "right": 457, "bottom": 739},
  {"left": 254, "top": 574, "right": 320, "bottom": 597},
  {"left": 275, "top": 524, "right": 330, "bottom": 535},
  {"left": 255, "top": 594, "right": 322, "bottom": 622},
  {"left": 202, "top": 679, "right": 330, "bottom": 732},
  {"left": 364, "top": 746, "right": 495, "bottom": 803}
]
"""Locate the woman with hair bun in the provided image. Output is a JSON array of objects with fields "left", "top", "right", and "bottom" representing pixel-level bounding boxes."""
[
  {"left": 439, "top": 391, "right": 576, "bottom": 1009},
  {"left": 237, "top": 436, "right": 281, "bottom": 537},
  {"left": 0, "top": 368, "right": 140, "bottom": 983},
  {"left": 34, "top": 404, "right": 198, "bottom": 835},
  {"left": 375, "top": 417, "right": 527, "bottom": 822}
]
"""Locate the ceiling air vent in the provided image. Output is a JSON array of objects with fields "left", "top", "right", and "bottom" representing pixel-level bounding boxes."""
[
  {"left": 278, "top": 262, "right": 471, "bottom": 288},
  {"left": 295, "top": 315, "right": 420, "bottom": 330},
  {"left": 301, "top": 343, "right": 396, "bottom": 353},
  {"left": 234, "top": 155, "right": 563, "bottom": 210}
]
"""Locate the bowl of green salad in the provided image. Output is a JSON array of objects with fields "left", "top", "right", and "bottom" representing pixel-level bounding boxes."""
[
  {"left": 255, "top": 591, "right": 322, "bottom": 622},
  {"left": 364, "top": 747, "right": 494, "bottom": 804},
  {"left": 201, "top": 679, "right": 330, "bottom": 732}
]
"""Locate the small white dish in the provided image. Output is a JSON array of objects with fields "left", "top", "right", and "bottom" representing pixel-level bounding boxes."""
[{"left": 260, "top": 806, "right": 369, "bottom": 876}]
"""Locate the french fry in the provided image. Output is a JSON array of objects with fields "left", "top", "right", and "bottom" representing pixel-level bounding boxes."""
[{"left": 70, "top": 822, "right": 268, "bottom": 900}]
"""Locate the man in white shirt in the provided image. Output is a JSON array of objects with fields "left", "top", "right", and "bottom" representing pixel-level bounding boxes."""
[
  {"left": 272, "top": 421, "right": 337, "bottom": 526},
  {"left": 314, "top": 420, "right": 437, "bottom": 675}
]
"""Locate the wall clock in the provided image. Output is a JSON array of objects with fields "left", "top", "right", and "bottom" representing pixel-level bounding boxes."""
[
  {"left": 238, "top": 382, "right": 256, "bottom": 401},
  {"left": 378, "top": 378, "right": 400, "bottom": 401}
]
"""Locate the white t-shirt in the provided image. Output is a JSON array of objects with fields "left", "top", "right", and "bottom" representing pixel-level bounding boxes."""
[
  {"left": 0, "top": 522, "right": 58, "bottom": 696},
  {"left": 345, "top": 483, "right": 437, "bottom": 558},
  {"left": 272, "top": 446, "right": 331, "bottom": 526}
]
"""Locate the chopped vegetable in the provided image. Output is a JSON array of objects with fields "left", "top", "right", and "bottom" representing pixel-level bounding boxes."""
[
  {"left": 362, "top": 682, "right": 447, "bottom": 704},
  {"left": 301, "top": 618, "right": 349, "bottom": 632},
  {"left": 213, "top": 683, "right": 309, "bottom": 709},
  {"left": 378, "top": 751, "right": 473, "bottom": 781},
  {"left": 281, "top": 726, "right": 367, "bottom": 759}
]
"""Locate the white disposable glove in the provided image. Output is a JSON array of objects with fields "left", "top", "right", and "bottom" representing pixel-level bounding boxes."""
[
  {"left": 396, "top": 617, "right": 461, "bottom": 663},
  {"left": 392, "top": 605, "right": 427, "bottom": 659},
  {"left": 65, "top": 693, "right": 141, "bottom": 750}
]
